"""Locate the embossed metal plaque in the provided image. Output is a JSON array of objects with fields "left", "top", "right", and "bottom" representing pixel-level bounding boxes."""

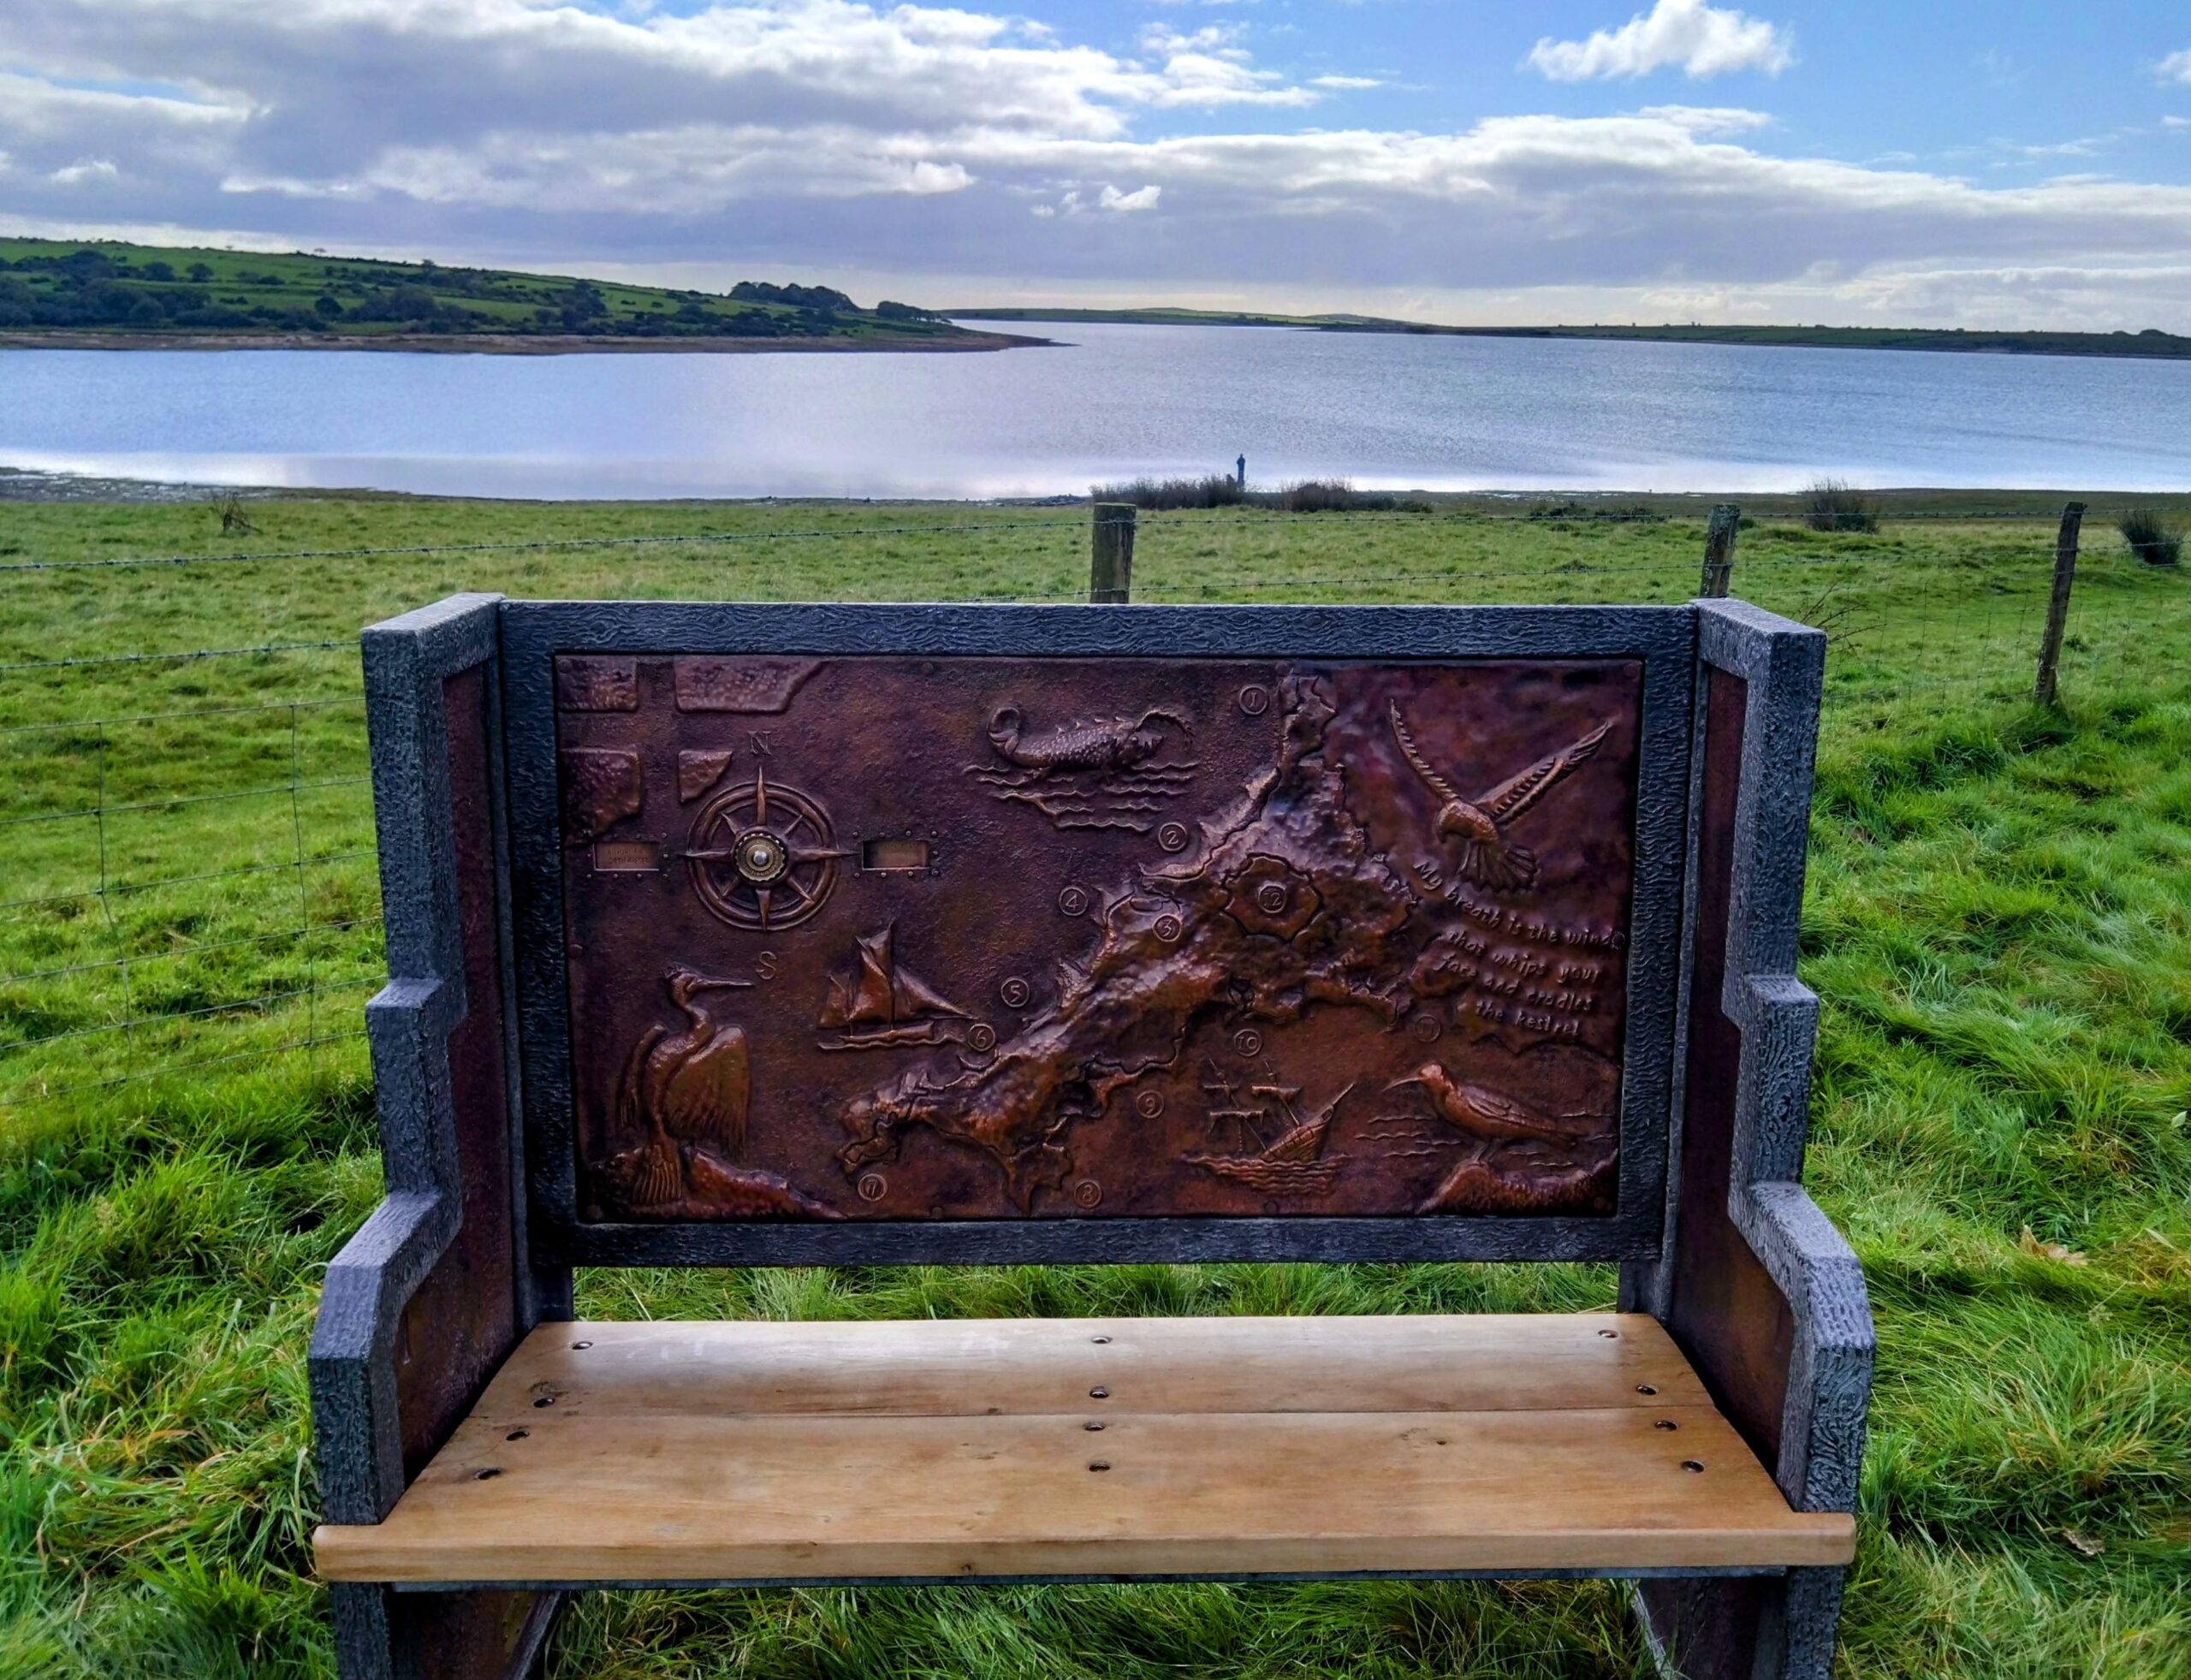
[{"left": 555, "top": 656, "right": 1640, "bottom": 1223}]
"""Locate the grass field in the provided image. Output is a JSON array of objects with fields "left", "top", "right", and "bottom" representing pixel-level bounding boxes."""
[{"left": 2, "top": 492, "right": 2188, "bottom": 1677}]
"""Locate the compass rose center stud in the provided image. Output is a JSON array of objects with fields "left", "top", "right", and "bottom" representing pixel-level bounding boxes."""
[{"left": 734, "top": 829, "right": 789, "bottom": 884}]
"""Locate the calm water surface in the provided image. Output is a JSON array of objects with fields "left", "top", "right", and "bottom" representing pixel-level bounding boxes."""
[{"left": 3, "top": 322, "right": 2188, "bottom": 497}]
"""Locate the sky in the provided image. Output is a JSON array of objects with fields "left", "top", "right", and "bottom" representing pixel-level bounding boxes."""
[{"left": 1, "top": 1, "right": 2189, "bottom": 328}]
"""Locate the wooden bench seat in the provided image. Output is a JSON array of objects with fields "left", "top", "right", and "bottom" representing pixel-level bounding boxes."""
[{"left": 316, "top": 1314, "right": 1853, "bottom": 1585}]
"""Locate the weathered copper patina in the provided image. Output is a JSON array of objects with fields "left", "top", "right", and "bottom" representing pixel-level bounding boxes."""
[{"left": 555, "top": 656, "right": 1642, "bottom": 1222}]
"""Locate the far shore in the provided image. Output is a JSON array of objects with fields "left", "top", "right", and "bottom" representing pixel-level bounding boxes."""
[{"left": 0, "top": 327, "right": 1054, "bottom": 354}]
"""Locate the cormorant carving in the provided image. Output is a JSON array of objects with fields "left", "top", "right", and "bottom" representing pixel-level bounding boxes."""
[{"left": 617, "top": 966, "right": 753, "bottom": 1207}]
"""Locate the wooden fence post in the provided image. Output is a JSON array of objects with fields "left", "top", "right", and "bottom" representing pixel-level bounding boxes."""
[
  {"left": 2034, "top": 502, "right": 2087, "bottom": 707},
  {"left": 1700, "top": 503, "right": 1740, "bottom": 598},
  {"left": 1092, "top": 502, "right": 1136, "bottom": 603}
]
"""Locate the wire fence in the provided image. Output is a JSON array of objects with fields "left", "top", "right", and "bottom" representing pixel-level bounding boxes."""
[{"left": 1, "top": 499, "right": 2178, "bottom": 1110}]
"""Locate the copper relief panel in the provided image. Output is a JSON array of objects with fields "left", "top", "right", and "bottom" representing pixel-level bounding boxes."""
[{"left": 555, "top": 656, "right": 1641, "bottom": 1223}]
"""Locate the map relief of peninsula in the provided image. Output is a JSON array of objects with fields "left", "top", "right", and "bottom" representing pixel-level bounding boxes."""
[{"left": 554, "top": 654, "right": 1641, "bottom": 1222}]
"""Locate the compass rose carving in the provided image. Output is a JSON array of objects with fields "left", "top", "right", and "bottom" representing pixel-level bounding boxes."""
[{"left": 685, "top": 764, "right": 847, "bottom": 931}]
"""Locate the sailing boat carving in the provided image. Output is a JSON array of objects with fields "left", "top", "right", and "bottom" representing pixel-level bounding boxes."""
[
  {"left": 817, "top": 923, "right": 972, "bottom": 1050},
  {"left": 1183, "top": 1067, "right": 1357, "bottom": 1198}
]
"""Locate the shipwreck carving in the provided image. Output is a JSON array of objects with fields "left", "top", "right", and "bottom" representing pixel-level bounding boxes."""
[
  {"left": 555, "top": 652, "right": 1640, "bottom": 1223},
  {"left": 1183, "top": 1068, "right": 1355, "bottom": 1199}
]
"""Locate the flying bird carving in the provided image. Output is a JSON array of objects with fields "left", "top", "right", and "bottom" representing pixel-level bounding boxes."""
[
  {"left": 1386, "top": 701, "right": 1612, "bottom": 890},
  {"left": 616, "top": 965, "right": 753, "bottom": 1208}
]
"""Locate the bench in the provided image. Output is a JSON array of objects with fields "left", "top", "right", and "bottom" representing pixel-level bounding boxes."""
[{"left": 311, "top": 595, "right": 1873, "bottom": 1679}]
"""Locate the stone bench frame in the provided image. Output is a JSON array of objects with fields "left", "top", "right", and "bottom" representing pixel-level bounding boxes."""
[{"left": 310, "top": 594, "right": 1872, "bottom": 1679}]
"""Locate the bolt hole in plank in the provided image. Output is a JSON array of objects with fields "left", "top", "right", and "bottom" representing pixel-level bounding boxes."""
[
  {"left": 1084, "top": 1422, "right": 1105, "bottom": 1432},
  {"left": 1683, "top": 1461, "right": 1706, "bottom": 1473},
  {"left": 1656, "top": 1420, "right": 1678, "bottom": 1431},
  {"left": 506, "top": 1430, "right": 529, "bottom": 1442},
  {"left": 572, "top": 1341, "right": 592, "bottom": 1351},
  {"left": 1636, "top": 1385, "right": 1656, "bottom": 1395},
  {"left": 476, "top": 1469, "right": 502, "bottom": 1481},
  {"left": 1089, "top": 1462, "right": 1112, "bottom": 1473}
]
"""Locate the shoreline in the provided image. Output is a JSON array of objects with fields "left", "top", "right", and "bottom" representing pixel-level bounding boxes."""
[
  {"left": 951, "top": 312, "right": 2191, "bottom": 364},
  {"left": 0, "top": 328, "right": 1054, "bottom": 355},
  {"left": 6, "top": 466, "right": 2183, "bottom": 512}
]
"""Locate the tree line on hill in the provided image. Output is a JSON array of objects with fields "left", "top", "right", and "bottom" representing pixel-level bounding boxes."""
[{"left": 0, "top": 248, "right": 943, "bottom": 337}]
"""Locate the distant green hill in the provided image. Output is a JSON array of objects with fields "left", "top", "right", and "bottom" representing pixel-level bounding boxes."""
[
  {"left": 0, "top": 238, "right": 999, "bottom": 347},
  {"left": 953, "top": 306, "right": 2191, "bottom": 361}
]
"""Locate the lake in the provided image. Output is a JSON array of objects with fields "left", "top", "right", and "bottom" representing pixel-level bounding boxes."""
[{"left": 3, "top": 322, "right": 2188, "bottom": 498}]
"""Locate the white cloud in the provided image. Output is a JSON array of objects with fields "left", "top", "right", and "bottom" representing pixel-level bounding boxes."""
[
  {"left": 1137, "top": 21, "right": 1316, "bottom": 108},
  {"left": 2166, "top": 115, "right": 2189, "bottom": 130},
  {"left": 2159, "top": 49, "right": 2191, "bottom": 85},
  {"left": 1310, "top": 74, "right": 1382, "bottom": 90},
  {"left": 50, "top": 157, "right": 120, "bottom": 184},
  {"left": 1098, "top": 182, "right": 1161, "bottom": 211},
  {"left": 1033, "top": 181, "right": 1163, "bottom": 217},
  {"left": 1528, "top": 1, "right": 1793, "bottom": 82}
]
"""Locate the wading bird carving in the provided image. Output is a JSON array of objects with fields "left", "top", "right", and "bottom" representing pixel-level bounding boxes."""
[
  {"left": 616, "top": 966, "right": 753, "bottom": 1207},
  {"left": 1386, "top": 701, "right": 1612, "bottom": 890},
  {"left": 1385, "top": 1061, "right": 1607, "bottom": 1157}
]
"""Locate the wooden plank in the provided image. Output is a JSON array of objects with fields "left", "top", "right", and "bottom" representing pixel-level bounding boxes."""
[
  {"left": 317, "top": 1315, "right": 1852, "bottom": 1584},
  {"left": 319, "top": 1404, "right": 1850, "bottom": 1582},
  {"left": 463, "top": 1314, "right": 1713, "bottom": 1421}
]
